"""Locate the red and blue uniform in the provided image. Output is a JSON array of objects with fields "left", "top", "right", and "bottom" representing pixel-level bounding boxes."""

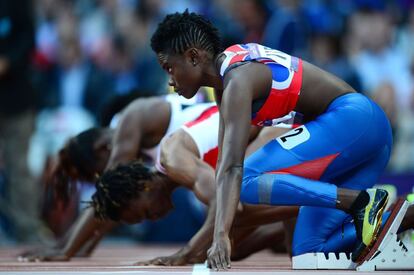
[
  {"left": 220, "top": 44, "right": 393, "bottom": 255},
  {"left": 220, "top": 43, "right": 303, "bottom": 128}
]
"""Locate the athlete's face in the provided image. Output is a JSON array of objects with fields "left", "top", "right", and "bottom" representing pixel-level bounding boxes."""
[
  {"left": 158, "top": 50, "right": 201, "bottom": 99},
  {"left": 118, "top": 181, "right": 174, "bottom": 224}
]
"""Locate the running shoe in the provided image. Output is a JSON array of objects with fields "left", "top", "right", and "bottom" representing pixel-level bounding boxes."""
[{"left": 351, "top": 188, "right": 389, "bottom": 263}]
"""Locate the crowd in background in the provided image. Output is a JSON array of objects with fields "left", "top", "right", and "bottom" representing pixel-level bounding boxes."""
[{"left": 1, "top": 0, "right": 414, "bottom": 244}]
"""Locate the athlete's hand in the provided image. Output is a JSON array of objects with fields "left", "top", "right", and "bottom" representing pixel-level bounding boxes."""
[
  {"left": 207, "top": 234, "right": 231, "bottom": 270},
  {"left": 18, "top": 247, "right": 70, "bottom": 262},
  {"left": 134, "top": 255, "right": 187, "bottom": 266},
  {"left": 134, "top": 247, "right": 203, "bottom": 266}
]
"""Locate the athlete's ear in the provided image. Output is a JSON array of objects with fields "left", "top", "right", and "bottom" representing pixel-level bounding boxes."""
[{"left": 185, "top": 48, "right": 199, "bottom": 66}]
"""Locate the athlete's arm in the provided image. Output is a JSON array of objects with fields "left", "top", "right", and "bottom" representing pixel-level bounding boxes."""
[
  {"left": 208, "top": 62, "right": 270, "bottom": 270},
  {"left": 135, "top": 130, "right": 216, "bottom": 265},
  {"left": 160, "top": 130, "right": 215, "bottom": 201},
  {"left": 184, "top": 128, "right": 290, "bottom": 263},
  {"left": 59, "top": 208, "right": 116, "bottom": 258},
  {"left": 105, "top": 101, "right": 146, "bottom": 170}
]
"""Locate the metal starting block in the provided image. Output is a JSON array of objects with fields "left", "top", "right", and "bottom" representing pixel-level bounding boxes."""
[{"left": 292, "top": 199, "right": 414, "bottom": 271}]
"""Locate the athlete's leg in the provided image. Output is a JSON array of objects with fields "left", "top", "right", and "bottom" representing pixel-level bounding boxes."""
[
  {"left": 296, "top": 202, "right": 414, "bottom": 256},
  {"left": 292, "top": 144, "right": 391, "bottom": 255},
  {"left": 240, "top": 93, "right": 392, "bottom": 259},
  {"left": 241, "top": 100, "right": 392, "bottom": 207}
]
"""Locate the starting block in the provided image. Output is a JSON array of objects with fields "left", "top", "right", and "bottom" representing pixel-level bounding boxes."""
[{"left": 292, "top": 199, "right": 414, "bottom": 271}]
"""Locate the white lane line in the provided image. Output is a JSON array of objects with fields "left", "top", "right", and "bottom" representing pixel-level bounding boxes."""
[{"left": 192, "top": 262, "right": 210, "bottom": 275}]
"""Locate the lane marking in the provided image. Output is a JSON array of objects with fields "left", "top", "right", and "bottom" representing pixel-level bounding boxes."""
[{"left": 192, "top": 263, "right": 210, "bottom": 275}]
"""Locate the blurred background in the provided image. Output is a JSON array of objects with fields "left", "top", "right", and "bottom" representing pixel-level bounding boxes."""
[{"left": 1, "top": 0, "right": 414, "bottom": 246}]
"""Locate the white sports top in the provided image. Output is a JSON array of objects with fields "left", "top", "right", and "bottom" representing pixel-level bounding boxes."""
[{"left": 110, "top": 94, "right": 215, "bottom": 162}]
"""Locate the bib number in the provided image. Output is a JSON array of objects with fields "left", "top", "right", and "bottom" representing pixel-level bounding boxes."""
[
  {"left": 276, "top": 125, "right": 310, "bottom": 150},
  {"left": 261, "top": 46, "right": 292, "bottom": 68}
]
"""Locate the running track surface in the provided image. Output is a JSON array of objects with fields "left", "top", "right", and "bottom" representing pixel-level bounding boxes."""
[{"left": 0, "top": 245, "right": 411, "bottom": 274}]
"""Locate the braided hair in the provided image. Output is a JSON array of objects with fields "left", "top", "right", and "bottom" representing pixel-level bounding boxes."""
[
  {"left": 91, "top": 160, "right": 153, "bottom": 221},
  {"left": 151, "top": 9, "right": 222, "bottom": 56}
]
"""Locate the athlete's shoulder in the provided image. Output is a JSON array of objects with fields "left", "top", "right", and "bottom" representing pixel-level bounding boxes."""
[
  {"left": 223, "top": 44, "right": 250, "bottom": 53},
  {"left": 223, "top": 43, "right": 278, "bottom": 56},
  {"left": 220, "top": 43, "right": 276, "bottom": 77}
]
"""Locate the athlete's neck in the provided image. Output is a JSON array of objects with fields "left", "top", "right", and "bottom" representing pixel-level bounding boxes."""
[{"left": 200, "top": 54, "right": 224, "bottom": 90}]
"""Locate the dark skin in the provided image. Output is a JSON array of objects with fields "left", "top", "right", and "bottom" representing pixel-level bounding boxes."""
[
  {"left": 46, "top": 96, "right": 174, "bottom": 185},
  {"left": 19, "top": 94, "right": 292, "bottom": 263},
  {"left": 117, "top": 120, "right": 414, "bottom": 267},
  {"left": 117, "top": 126, "right": 298, "bottom": 266},
  {"left": 105, "top": 97, "right": 172, "bottom": 170},
  {"left": 22, "top": 124, "right": 297, "bottom": 264},
  {"left": 18, "top": 96, "right": 175, "bottom": 262},
  {"left": 156, "top": 47, "right": 375, "bottom": 270}
]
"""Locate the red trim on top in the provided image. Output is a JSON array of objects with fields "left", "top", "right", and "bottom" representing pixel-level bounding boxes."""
[
  {"left": 229, "top": 52, "right": 248, "bottom": 64},
  {"left": 266, "top": 153, "right": 340, "bottom": 180},
  {"left": 251, "top": 59, "right": 303, "bottom": 126},
  {"left": 226, "top": 44, "right": 247, "bottom": 53},
  {"left": 184, "top": 105, "right": 218, "bottom": 128},
  {"left": 203, "top": 147, "right": 219, "bottom": 169}
]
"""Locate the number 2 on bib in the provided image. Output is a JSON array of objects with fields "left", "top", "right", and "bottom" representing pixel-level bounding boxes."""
[{"left": 276, "top": 125, "right": 310, "bottom": 150}]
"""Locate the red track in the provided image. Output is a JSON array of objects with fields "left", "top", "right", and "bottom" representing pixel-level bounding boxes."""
[{"left": 0, "top": 245, "right": 408, "bottom": 274}]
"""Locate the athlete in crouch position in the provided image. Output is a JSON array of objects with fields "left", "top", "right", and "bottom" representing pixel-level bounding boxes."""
[
  {"left": 19, "top": 94, "right": 214, "bottom": 261},
  {"left": 150, "top": 10, "right": 393, "bottom": 270},
  {"left": 92, "top": 106, "right": 298, "bottom": 265}
]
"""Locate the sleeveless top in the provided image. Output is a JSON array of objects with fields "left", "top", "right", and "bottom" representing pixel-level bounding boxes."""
[
  {"left": 110, "top": 94, "right": 215, "bottom": 162},
  {"left": 220, "top": 43, "right": 303, "bottom": 128}
]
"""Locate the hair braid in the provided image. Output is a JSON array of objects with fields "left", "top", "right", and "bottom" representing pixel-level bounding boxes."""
[
  {"left": 91, "top": 161, "right": 153, "bottom": 221},
  {"left": 151, "top": 9, "right": 222, "bottom": 56}
]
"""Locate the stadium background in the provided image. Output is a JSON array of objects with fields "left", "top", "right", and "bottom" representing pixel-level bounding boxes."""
[{"left": 0, "top": 0, "right": 413, "bottom": 247}]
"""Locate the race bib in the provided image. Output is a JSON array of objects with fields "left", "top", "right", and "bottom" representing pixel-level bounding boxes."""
[{"left": 276, "top": 125, "right": 310, "bottom": 150}]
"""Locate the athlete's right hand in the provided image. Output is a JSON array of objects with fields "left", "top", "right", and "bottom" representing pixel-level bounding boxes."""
[
  {"left": 17, "top": 247, "right": 70, "bottom": 262},
  {"left": 134, "top": 249, "right": 191, "bottom": 266},
  {"left": 207, "top": 234, "right": 231, "bottom": 270}
]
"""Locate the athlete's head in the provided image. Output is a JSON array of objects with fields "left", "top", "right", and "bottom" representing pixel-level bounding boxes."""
[
  {"left": 91, "top": 160, "right": 174, "bottom": 224},
  {"left": 51, "top": 127, "right": 112, "bottom": 201},
  {"left": 151, "top": 10, "right": 221, "bottom": 99}
]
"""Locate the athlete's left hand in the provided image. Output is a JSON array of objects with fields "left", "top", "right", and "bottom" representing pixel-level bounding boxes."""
[{"left": 207, "top": 234, "right": 231, "bottom": 270}]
